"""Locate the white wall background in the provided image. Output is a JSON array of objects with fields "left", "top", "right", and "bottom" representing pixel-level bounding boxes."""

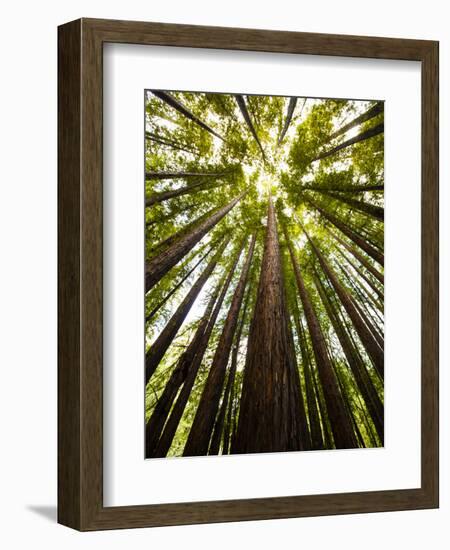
[{"left": 0, "top": 0, "right": 447, "bottom": 547}]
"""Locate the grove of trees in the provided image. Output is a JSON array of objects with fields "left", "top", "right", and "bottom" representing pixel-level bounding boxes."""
[{"left": 144, "top": 90, "right": 384, "bottom": 458}]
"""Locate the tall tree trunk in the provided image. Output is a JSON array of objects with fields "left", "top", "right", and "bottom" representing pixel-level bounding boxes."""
[
  {"left": 309, "top": 238, "right": 384, "bottom": 380},
  {"left": 314, "top": 122, "right": 384, "bottom": 161},
  {"left": 311, "top": 190, "right": 384, "bottom": 221},
  {"left": 293, "top": 305, "right": 324, "bottom": 450},
  {"left": 285, "top": 231, "right": 357, "bottom": 449},
  {"left": 278, "top": 97, "right": 298, "bottom": 146},
  {"left": 337, "top": 248, "right": 384, "bottom": 302},
  {"left": 145, "top": 192, "right": 245, "bottom": 291},
  {"left": 152, "top": 90, "right": 226, "bottom": 141},
  {"left": 307, "top": 199, "right": 384, "bottom": 266},
  {"left": 183, "top": 234, "right": 257, "bottom": 456},
  {"left": 331, "top": 231, "right": 384, "bottom": 284},
  {"left": 233, "top": 199, "right": 305, "bottom": 454},
  {"left": 302, "top": 183, "right": 383, "bottom": 193},
  {"left": 145, "top": 239, "right": 228, "bottom": 383},
  {"left": 146, "top": 179, "right": 222, "bottom": 207},
  {"left": 340, "top": 267, "right": 385, "bottom": 349},
  {"left": 146, "top": 201, "right": 200, "bottom": 229},
  {"left": 314, "top": 273, "right": 384, "bottom": 442},
  {"left": 145, "top": 171, "right": 224, "bottom": 180},
  {"left": 151, "top": 241, "right": 245, "bottom": 458},
  {"left": 145, "top": 131, "right": 198, "bottom": 155},
  {"left": 146, "top": 247, "right": 212, "bottom": 322},
  {"left": 210, "top": 284, "right": 252, "bottom": 455},
  {"left": 328, "top": 102, "right": 383, "bottom": 141},
  {"left": 145, "top": 276, "right": 223, "bottom": 457},
  {"left": 235, "top": 95, "right": 267, "bottom": 163}
]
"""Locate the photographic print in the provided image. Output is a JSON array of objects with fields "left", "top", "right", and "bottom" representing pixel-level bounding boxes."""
[{"left": 145, "top": 90, "right": 384, "bottom": 459}]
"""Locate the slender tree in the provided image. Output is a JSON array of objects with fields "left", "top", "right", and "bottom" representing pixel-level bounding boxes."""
[
  {"left": 314, "top": 272, "right": 384, "bottom": 442},
  {"left": 145, "top": 171, "right": 225, "bottom": 180},
  {"left": 152, "top": 90, "right": 226, "bottom": 141},
  {"left": 302, "top": 183, "right": 383, "bottom": 193},
  {"left": 235, "top": 95, "right": 267, "bottom": 162},
  {"left": 145, "top": 238, "right": 229, "bottom": 382},
  {"left": 307, "top": 199, "right": 384, "bottom": 266},
  {"left": 145, "top": 247, "right": 212, "bottom": 322},
  {"left": 183, "top": 234, "right": 257, "bottom": 456},
  {"left": 285, "top": 230, "right": 358, "bottom": 449},
  {"left": 308, "top": 237, "right": 384, "bottom": 380},
  {"left": 310, "top": 190, "right": 384, "bottom": 221},
  {"left": 314, "top": 122, "right": 384, "bottom": 161},
  {"left": 278, "top": 97, "right": 298, "bottom": 146},
  {"left": 328, "top": 102, "right": 383, "bottom": 140},
  {"left": 145, "top": 192, "right": 245, "bottom": 291},
  {"left": 150, "top": 242, "right": 245, "bottom": 458}
]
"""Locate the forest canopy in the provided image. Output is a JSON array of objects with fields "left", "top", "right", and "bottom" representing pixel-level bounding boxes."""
[{"left": 144, "top": 90, "right": 384, "bottom": 458}]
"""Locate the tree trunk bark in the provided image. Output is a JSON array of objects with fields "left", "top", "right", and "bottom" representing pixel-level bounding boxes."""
[
  {"left": 302, "top": 183, "right": 383, "bottom": 193},
  {"left": 309, "top": 238, "right": 384, "bottom": 380},
  {"left": 278, "top": 97, "right": 297, "bottom": 146},
  {"left": 331, "top": 231, "right": 384, "bottom": 284},
  {"left": 145, "top": 238, "right": 228, "bottom": 383},
  {"left": 235, "top": 95, "right": 267, "bottom": 163},
  {"left": 328, "top": 102, "right": 383, "bottom": 140},
  {"left": 152, "top": 90, "right": 226, "bottom": 141},
  {"left": 293, "top": 305, "right": 324, "bottom": 450},
  {"left": 233, "top": 199, "right": 306, "bottom": 454},
  {"left": 146, "top": 180, "right": 221, "bottom": 207},
  {"left": 285, "top": 231, "right": 358, "bottom": 449},
  {"left": 314, "top": 273, "right": 384, "bottom": 442},
  {"left": 150, "top": 242, "right": 245, "bottom": 458},
  {"left": 210, "top": 284, "right": 252, "bottom": 455},
  {"left": 145, "top": 131, "right": 198, "bottom": 155},
  {"left": 183, "top": 234, "right": 257, "bottom": 456},
  {"left": 145, "top": 171, "right": 224, "bottom": 180},
  {"left": 314, "top": 122, "right": 384, "bottom": 161},
  {"left": 320, "top": 190, "right": 384, "bottom": 221},
  {"left": 145, "top": 247, "right": 211, "bottom": 322},
  {"left": 145, "top": 192, "right": 245, "bottom": 291},
  {"left": 307, "top": 199, "right": 384, "bottom": 266}
]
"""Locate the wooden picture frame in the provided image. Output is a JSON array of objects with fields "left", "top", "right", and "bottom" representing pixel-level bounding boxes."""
[{"left": 58, "top": 18, "right": 439, "bottom": 531}]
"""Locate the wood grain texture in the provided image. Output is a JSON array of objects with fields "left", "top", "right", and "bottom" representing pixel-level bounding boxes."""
[{"left": 57, "top": 18, "right": 439, "bottom": 531}]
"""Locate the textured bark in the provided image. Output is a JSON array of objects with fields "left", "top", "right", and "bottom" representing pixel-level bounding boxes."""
[
  {"left": 321, "top": 191, "right": 384, "bottom": 221},
  {"left": 210, "top": 284, "right": 252, "bottom": 455},
  {"left": 328, "top": 102, "right": 384, "bottom": 141},
  {"left": 152, "top": 90, "right": 226, "bottom": 141},
  {"left": 145, "top": 239, "right": 228, "bottom": 383},
  {"left": 314, "top": 273, "right": 384, "bottom": 442},
  {"left": 233, "top": 200, "right": 305, "bottom": 454},
  {"left": 278, "top": 97, "right": 298, "bottom": 145},
  {"left": 285, "top": 232, "right": 357, "bottom": 449},
  {"left": 151, "top": 242, "right": 245, "bottom": 458},
  {"left": 146, "top": 131, "right": 198, "bottom": 155},
  {"left": 146, "top": 180, "right": 221, "bottom": 207},
  {"left": 341, "top": 253, "right": 384, "bottom": 306},
  {"left": 145, "top": 248, "right": 211, "bottom": 322},
  {"left": 145, "top": 171, "right": 224, "bottom": 180},
  {"left": 331, "top": 232, "right": 384, "bottom": 284},
  {"left": 314, "top": 122, "right": 384, "bottom": 161},
  {"left": 145, "top": 277, "right": 223, "bottom": 457},
  {"left": 235, "top": 95, "right": 267, "bottom": 163},
  {"left": 310, "top": 239, "right": 384, "bottom": 380},
  {"left": 308, "top": 199, "right": 384, "bottom": 266},
  {"left": 302, "top": 183, "right": 383, "bottom": 193},
  {"left": 145, "top": 193, "right": 245, "bottom": 291},
  {"left": 293, "top": 306, "right": 324, "bottom": 450},
  {"left": 183, "top": 234, "right": 257, "bottom": 456}
]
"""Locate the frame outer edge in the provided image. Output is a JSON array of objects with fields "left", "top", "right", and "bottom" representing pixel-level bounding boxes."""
[
  {"left": 57, "top": 17, "right": 440, "bottom": 530},
  {"left": 57, "top": 19, "right": 82, "bottom": 530}
]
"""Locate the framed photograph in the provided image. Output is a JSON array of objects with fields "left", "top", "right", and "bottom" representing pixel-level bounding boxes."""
[{"left": 58, "top": 18, "right": 439, "bottom": 530}]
